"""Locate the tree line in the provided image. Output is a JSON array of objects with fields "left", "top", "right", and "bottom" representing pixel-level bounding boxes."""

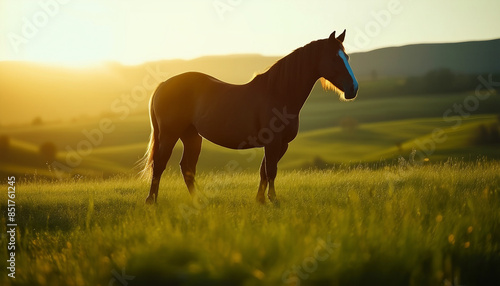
[{"left": 400, "top": 68, "right": 500, "bottom": 94}]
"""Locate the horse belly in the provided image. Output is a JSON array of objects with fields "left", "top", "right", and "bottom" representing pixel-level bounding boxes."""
[
  {"left": 196, "top": 111, "right": 263, "bottom": 149},
  {"left": 193, "top": 97, "right": 267, "bottom": 149}
]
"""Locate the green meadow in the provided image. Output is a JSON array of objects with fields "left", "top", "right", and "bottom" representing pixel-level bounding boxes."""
[
  {"left": 1, "top": 75, "right": 499, "bottom": 285},
  {"left": 1, "top": 162, "right": 499, "bottom": 285}
]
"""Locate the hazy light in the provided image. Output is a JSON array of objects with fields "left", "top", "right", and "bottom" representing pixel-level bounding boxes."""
[{"left": 1, "top": 0, "right": 499, "bottom": 66}]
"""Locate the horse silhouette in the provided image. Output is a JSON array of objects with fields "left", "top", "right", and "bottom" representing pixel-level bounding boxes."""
[{"left": 142, "top": 30, "right": 358, "bottom": 204}]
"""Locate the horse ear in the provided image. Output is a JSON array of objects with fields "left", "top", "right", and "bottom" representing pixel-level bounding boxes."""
[
  {"left": 329, "top": 31, "right": 336, "bottom": 41},
  {"left": 337, "top": 29, "right": 346, "bottom": 43}
]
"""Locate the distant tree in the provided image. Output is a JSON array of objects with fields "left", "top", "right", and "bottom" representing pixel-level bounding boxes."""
[
  {"left": 424, "top": 68, "right": 455, "bottom": 93},
  {"left": 312, "top": 156, "right": 328, "bottom": 169},
  {"left": 39, "top": 142, "right": 57, "bottom": 162},
  {"left": 474, "top": 124, "right": 489, "bottom": 145},
  {"left": 453, "top": 73, "right": 477, "bottom": 91},
  {"left": 401, "top": 76, "right": 424, "bottom": 94},
  {"left": 473, "top": 123, "right": 500, "bottom": 145},
  {"left": 339, "top": 116, "right": 358, "bottom": 132},
  {"left": 400, "top": 68, "right": 478, "bottom": 94},
  {"left": 32, "top": 116, "right": 43, "bottom": 126}
]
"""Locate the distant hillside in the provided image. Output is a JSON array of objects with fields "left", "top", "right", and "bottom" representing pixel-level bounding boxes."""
[
  {"left": 350, "top": 39, "right": 500, "bottom": 79},
  {"left": 0, "top": 55, "right": 281, "bottom": 125},
  {"left": 1, "top": 39, "right": 498, "bottom": 124}
]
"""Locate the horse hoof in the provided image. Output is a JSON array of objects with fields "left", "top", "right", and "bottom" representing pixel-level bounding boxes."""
[{"left": 145, "top": 196, "right": 155, "bottom": 205}]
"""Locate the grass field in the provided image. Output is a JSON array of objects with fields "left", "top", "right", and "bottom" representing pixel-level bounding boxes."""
[
  {"left": 1, "top": 77, "right": 499, "bottom": 285},
  {"left": 1, "top": 161, "right": 499, "bottom": 285}
]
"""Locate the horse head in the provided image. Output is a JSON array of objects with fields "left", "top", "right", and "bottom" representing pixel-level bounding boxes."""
[{"left": 319, "top": 30, "right": 359, "bottom": 100}]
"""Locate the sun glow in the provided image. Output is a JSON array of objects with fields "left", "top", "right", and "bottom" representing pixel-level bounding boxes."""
[
  {"left": 2, "top": 1, "right": 500, "bottom": 66},
  {"left": 5, "top": 1, "right": 122, "bottom": 67}
]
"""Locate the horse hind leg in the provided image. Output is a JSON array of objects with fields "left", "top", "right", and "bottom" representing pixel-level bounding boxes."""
[
  {"left": 256, "top": 157, "right": 268, "bottom": 204},
  {"left": 145, "top": 134, "right": 179, "bottom": 204},
  {"left": 180, "top": 126, "right": 202, "bottom": 195}
]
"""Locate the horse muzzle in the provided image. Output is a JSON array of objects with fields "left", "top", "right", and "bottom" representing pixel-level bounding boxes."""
[{"left": 344, "top": 85, "right": 358, "bottom": 100}]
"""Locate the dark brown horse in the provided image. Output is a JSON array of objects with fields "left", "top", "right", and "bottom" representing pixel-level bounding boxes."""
[{"left": 142, "top": 30, "right": 358, "bottom": 204}]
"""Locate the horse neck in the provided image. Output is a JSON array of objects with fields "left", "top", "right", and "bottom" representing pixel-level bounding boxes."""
[{"left": 254, "top": 43, "right": 322, "bottom": 114}]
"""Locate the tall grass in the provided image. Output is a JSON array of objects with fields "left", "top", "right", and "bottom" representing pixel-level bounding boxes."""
[{"left": 1, "top": 161, "right": 499, "bottom": 285}]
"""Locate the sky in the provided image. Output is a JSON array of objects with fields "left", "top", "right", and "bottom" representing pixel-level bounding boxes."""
[{"left": 1, "top": 0, "right": 499, "bottom": 66}]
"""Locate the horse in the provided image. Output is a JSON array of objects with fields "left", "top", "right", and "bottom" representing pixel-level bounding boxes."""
[{"left": 141, "top": 29, "right": 358, "bottom": 204}]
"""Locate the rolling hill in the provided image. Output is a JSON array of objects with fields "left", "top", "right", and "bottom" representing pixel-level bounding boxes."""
[
  {"left": 1, "top": 38, "right": 499, "bottom": 125},
  {"left": 350, "top": 38, "right": 500, "bottom": 79},
  {"left": 1, "top": 86, "right": 498, "bottom": 179}
]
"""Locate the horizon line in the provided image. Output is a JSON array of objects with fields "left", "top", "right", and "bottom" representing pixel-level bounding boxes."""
[{"left": 1, "top": 37, "right": 499, "bottom": 69}]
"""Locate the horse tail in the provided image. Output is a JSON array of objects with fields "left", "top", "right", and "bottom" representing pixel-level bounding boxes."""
[{"left": 139, "top": 96, "right": 159, "bottom": 180}]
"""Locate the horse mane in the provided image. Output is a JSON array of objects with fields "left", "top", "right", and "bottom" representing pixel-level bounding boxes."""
[
  {"left": 252, "top": 40, "right": 323, "bottom": 91},
  {"left": 252, "top": 38, "right": 346, "bottom": 99}
]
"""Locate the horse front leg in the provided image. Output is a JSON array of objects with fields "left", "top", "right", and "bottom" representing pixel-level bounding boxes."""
[{"left": 264, "top": 143, "right": 288, "bottom": 204}]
